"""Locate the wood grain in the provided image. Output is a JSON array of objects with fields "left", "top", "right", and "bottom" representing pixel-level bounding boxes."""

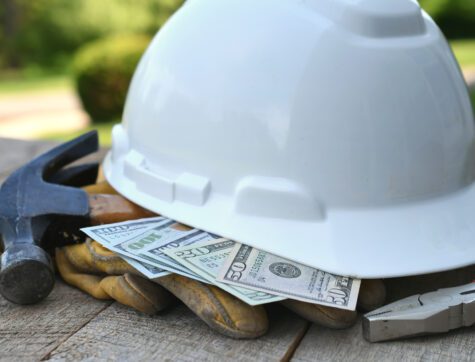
[
  {"left": 292, "top": 317, "right": 475, "bottom": 362},
  {"left": 0, "top": 138, "right": 110, "bottom": 361},
  {"left": 292, "top": 265, "right": 475, "bottom": 361},
  {"left": 0, "top": 137, "right": 107, "bottom": 183},
  {"left": 0, "top": 138, "right": 57, "bottom": 181},
  {"left": 2, "top": 137, "right": 475, "bottom": 362},
  {"left": 47, "top": 304, "right": 309, "bottom": 361},
  {"left": 0, "top": 279, "right": 110, "bottom": 361}
]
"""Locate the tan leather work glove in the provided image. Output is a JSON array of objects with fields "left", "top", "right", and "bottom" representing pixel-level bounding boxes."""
[
  {"left": 56, "top": 180, "right": 387, "bottom": 337},
  {"left": 56, "top": 240, "right": 174, "bottom": 314},
  {"left": 281, "top": 278, "right": 386, "bottom": 329},
  {"left": 56, "top": 239, "right": 268, "bottom": 339},
  {"left": 58, "top": 181, "right": 269, "bottom": 339}
]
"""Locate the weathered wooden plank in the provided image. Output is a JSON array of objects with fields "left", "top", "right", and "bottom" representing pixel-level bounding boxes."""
[
  {"left": 291, "top": 317, "right": 475, "bottom": 362},
  {"left": 0, "top": 138, "right": 57, "bottom": 181},
  {"left": 0, "top": 138, "right": 111, "bottom": 361},
  {"left": 3, "top": 137, "right": 475, "bottom": 361},
  {"left": 293, "top": 266, "right": 475, "bottom": 362},
  {"left": 0, "top": 279, "right": 110, "bottom": 362},
  {"left": 0, "top": 137, "right": 107, "bottom": 183},
  {"left": 0, "top": 138, "right": 308, "bottom": 361},
  {"left": 47, "top": 304, "right": 309, "bottom": 361}
]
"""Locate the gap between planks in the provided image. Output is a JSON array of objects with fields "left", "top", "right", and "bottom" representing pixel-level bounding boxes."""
[
  {"left": 44, "top": 302, "right": 311, "bottom": 361},
  {"left": 39, "top": 301, "right": 113, "bottom": 361}
]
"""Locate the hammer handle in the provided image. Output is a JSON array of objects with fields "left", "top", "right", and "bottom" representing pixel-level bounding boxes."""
[{"left": 88, "top": 194, "right": 157, "bottom": 225}]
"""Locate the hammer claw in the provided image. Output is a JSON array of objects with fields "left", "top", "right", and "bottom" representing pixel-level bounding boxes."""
[
  {"left": 48, "top": 163, "right": 99, "bottom": 188},
  {"left": 32, "top": 131, "right": 99, "bottom": 179}
]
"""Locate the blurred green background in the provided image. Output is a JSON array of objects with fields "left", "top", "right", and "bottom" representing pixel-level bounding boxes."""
[{"left": 0, "top": 0, "right": 474, "bottom": 145}]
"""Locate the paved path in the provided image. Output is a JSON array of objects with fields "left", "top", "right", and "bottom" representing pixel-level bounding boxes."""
[
  {"left": 0, "top": 89, "right": 89, "bottom": 139},
  {"left": 465, "top": 67, "right": 475, "bottom": 89}
]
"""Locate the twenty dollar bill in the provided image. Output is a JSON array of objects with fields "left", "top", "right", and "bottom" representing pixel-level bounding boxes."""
[
  {"left": 164, "top": 238, "right": 284, "bottom": 306},
  {"left": 119, "top": 222, "right": 219, "bottom": 283}
]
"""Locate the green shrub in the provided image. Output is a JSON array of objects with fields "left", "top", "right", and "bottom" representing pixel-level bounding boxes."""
[
  {"left": 419, "top": 0, "right": 475, "bottom": 38},
  {"left": 0, "top": 0, "right": 184, "bottom": 70},
  {"left": 73, "top": 35, "right": 151, "bottom": 122}
]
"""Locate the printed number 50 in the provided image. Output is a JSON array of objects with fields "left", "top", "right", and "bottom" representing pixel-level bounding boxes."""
[
  {"left": 326, "top": 288, "right": 348, "bottom": 306},
  {"left": 225, "top": 262, "right": 246, "bottom": 281}
]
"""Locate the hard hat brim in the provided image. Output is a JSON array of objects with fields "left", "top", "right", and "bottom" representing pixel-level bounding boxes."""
[{"left": 104, "top": 152, "right": 475, "bottom": 279}]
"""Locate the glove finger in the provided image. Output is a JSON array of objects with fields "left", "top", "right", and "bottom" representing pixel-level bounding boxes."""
[
  {"left": 100, "top": 273, "right": 175, "bottom": 315},
  {"left": 279, "top": 279, "right": 386, "bottom": 328},
  {"left": 55, "top": 248, "right": 110, "bottom": 300},
  {"left": 358, "top": 279, "right": 386, "bottom": 312},
  {"left": 86, "top": 239, "right": 139, "bottom": 275},
  {"left": 83, "top": 180, "right": 119, "bottom": 195},
  {"left": 156, "top": 274, "right": 268, "bottom": 339},
  {"left": 62, "top": 239, "right": 137, "bottom": 275},
  {"left": 281, "top": 300, "right": 357, "bottom": 329}
]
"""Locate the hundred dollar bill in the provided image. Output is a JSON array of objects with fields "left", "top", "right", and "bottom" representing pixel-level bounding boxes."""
[
  {"left": 121, "top": 222, "right": 221, "bottom": 283},
  {"left": 83, "top": 216, "right": 165, "bottom": 243},
  {"left": 81, "top": 217, "right": 171, "bottom": 279},
  {"left": 82, "top": 217, "right": 212, "bottom": 282},
  {"left": 164, "top": 238, "right": 284, "bottom": 306},
  {"left": 120, "top": 255, "right": 168, "bottom": 280},
  {"left": 217, "top": 244, "right": 361, "bottom": 310},
  {"left": 83, "top": 217, "right": 204, "bottom": 281}
]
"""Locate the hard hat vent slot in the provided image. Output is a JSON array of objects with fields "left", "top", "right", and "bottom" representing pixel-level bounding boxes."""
[
  {"left": 124, "top": 150, "right": 175, "bottom": 202},
  {"left": 123, "top": 150, "right": 211, "bottom": 205},
  {"left": 234, "top": 176, "right": 325, "bottom": 220},
  {"left": 175, "top": 173, "right": 211, "bottom": 206}
]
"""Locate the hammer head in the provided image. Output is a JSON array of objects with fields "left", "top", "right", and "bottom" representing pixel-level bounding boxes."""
[{"left": 0, "top": 131, "right": 99, "bottom": 304}]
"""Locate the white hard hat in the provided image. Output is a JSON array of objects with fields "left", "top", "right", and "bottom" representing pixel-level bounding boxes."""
[{"left": 104, "top": 0, "right": 475, "bottom": 278}]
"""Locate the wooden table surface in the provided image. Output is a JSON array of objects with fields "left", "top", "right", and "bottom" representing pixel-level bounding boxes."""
[{"left": 1, "top": 137, "right": 475, "bottom": 362}]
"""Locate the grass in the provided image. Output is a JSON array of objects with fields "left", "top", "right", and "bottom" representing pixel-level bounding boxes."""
[
  {"left": 451, "top": 39, "right": 475, "bottom": 68},
  {"left": 0, "top": 73, "right": 72, "bottom": 96},
  {"left": 42, "top": 120, "right": 117, "bottom": 146}
]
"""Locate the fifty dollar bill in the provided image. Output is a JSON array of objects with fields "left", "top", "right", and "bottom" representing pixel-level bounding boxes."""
[{"left": 217, "top": 243, "right": 361, "bottom": 310}]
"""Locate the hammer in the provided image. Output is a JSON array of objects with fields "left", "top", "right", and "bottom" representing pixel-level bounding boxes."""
[{"left": 0, "top": 131, "right": 154, "bottom": 305}]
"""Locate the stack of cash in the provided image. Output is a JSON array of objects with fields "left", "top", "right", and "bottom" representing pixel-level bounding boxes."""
[{"left": 82, "top": 217, "right": 360, "bottom": 310}]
